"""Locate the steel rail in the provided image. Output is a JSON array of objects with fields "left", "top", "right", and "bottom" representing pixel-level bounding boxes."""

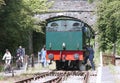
[
  {"left": 83, "top": 71, "right": 89, "bottom": 83},
  {"left": 14, "top": 72, "right": 50, "bottom": 83},
  {"left": 43, "top": 76, "right": 62, "bottom": 83},
  {"left": 14, "top": 70, "right": 96, "bottom": 83}
]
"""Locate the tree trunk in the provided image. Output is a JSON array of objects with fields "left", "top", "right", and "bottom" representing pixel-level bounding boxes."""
[
  {"left": 113, "top": 43, "right": 116, "bottom": 56},
  {"left": 28, "top": 30, "right": 33, "bottom": 54}
]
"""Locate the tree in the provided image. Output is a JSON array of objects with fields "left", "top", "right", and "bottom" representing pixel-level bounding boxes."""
[
  {"left": 97, "top": 0, "right": 120, "bottom": 54},
  {"left": 22, "top": 0, "right": 52, "bottom": 54},
  {"left": 0, "top": 0, "right": 4, "bottom": 7},
  {"left": 0, "top": 0, "right": 52, "bottom": 55}
]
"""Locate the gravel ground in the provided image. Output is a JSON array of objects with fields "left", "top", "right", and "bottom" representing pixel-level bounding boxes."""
[
  {"left": 0, "top": 62, "right": 120, "bottom": 83},
  {"left": 0, "top": 63, "right": 55, "bottom": 83}
]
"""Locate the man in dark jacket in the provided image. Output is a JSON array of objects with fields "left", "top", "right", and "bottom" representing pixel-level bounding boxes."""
[{"left": 88, "top": 45, "right": 95, "bottom": 70}]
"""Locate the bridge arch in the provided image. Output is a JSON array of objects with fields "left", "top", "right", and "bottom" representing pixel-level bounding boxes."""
[
  {"left": 46, "top": 15, "right": 89, "bottom": 26},
  {"left": 35, "top": 11, "right": 96, "bottom": 27}
]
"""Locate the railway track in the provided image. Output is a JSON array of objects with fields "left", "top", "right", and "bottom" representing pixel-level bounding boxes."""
[{"left": 15, "top": 70, "right": 97, "bottom": 83}]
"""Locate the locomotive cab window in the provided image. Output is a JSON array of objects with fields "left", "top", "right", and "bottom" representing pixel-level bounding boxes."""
[
  {"left": 51, "top": 22, "right": 58, "bottom": 27},
  {"left": 73, "top": 23, "right": 79, "bottom": 26},
  {"left": 72, "top": 22, "right": 82, "bottom": 31},
  {"left": 47, "top": 22, "right": 58, "bottom": 31}
]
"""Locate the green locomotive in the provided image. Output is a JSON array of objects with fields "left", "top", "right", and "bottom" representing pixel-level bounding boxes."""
[{"left": 46, "top": 16, "right": 94, "bottom": 70}]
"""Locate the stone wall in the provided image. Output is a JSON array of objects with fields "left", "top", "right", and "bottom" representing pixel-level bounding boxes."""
[
  {"left": 36, "top": 0, "right": 96, "bottom": 26},
  {"left": 49, "top": 0, "right": 95, "bottom": 11}
]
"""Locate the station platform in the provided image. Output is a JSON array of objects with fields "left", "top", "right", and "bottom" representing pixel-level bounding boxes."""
[{"left": 101, "top": 66, "right": 120, "bottom": 83}]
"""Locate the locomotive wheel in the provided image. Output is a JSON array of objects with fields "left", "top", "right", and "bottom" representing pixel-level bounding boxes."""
[
  {"left": 79, "top": 61, "right": 86, "bottom": 71},
  {"left": 56, "top": 61, "right": 61, "bottom": 70},
  {"left": 62, "top": 61, "right": 68, "bottom": 70},
  {"left": 56, "top": 61, "right": 69, "bottom": 70}
]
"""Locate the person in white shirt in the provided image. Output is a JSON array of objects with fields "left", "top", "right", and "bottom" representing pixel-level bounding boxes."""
[{"left": 2, "top": 49, "right": 12, "bottom": 65}]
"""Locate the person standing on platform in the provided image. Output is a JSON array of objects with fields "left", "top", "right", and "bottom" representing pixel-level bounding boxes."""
[
  {"left": 88, "top": 45, "right": 95, "bottom": 70},
  {"left": 2, "top": 49, "right": 12, "bottom": 73},
  {"left": 2, "top": 49, "right": 12, "bottom": 66},
  {"left": 16, "top": 46, "right": 25, "bottom": 67},
  {"left": 40, "top": 45, "right": 47, "bottom": 67}
]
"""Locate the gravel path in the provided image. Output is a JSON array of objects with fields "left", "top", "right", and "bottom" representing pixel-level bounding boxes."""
[{"left": 101, "top": 66, "right": 120, "bottom": 83}]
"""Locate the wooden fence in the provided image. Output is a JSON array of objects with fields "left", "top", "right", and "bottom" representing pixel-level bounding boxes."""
[{"left": 102, "top": 54, "right": 115, "bottom": 66}]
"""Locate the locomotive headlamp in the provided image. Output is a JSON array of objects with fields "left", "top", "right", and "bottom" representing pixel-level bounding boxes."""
[
  {"left": 74, "top": 53, "right": 79, "bottom": 60},
  {"left": 48, "top": 53, "right": 54, "bottom": 60},
  {"left": 62, "top": 42, "right": 66, "bottom": 50}
]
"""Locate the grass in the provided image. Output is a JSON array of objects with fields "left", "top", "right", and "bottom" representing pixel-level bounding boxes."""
[
  {"left": 0, "top": 62, "right": 56, "bottom": 82},
  {"left": 0, "top": 65, "right": 4, "bottom": 72},
  {"left": 94, "top": 50, "right": 100, "bottom": 68},
  {"left": 0, "top": 75, "right": 4, "bottom": 80}
]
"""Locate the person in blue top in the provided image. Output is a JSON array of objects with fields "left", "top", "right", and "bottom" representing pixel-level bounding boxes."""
[
  {"left": 88, "top": 45, "right": 95, "bottom": 70},
  {"left": 83, "top": 45, "right": 89, "bottom": 65},
  {"left": 16, "top": 46, "right": 24, "bottom": 67},
  {"left": 40, "top": 45, "right": 46, "bottom": 67}
]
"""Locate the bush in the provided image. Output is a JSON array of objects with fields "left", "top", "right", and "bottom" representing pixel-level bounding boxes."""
[{"left": 0, "top": 65, "right": 4, "bottom": 72}]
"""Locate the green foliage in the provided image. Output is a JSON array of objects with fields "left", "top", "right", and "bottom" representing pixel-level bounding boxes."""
[
  {"left": 0, "top": 65, "right": 3, "bottom": 72},
  {"left": 88, "top": 0, "right": 94, "bottom": 3},
  {"left": 0, "top": 0, "right": 52, "bottom": 55},
  {"left": 23, "top": 0, "right": 53, "bottom": 14},
  {"left": 97, "top": 0, "right": 120, "bottom": 52},
  {"left": 0, "top": 0, "right": 4, "bottom": 7}
]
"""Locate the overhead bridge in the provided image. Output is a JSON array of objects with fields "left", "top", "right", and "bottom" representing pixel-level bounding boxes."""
[{"left": 35, "top": 0, "right": 96, "bottom": 26}]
